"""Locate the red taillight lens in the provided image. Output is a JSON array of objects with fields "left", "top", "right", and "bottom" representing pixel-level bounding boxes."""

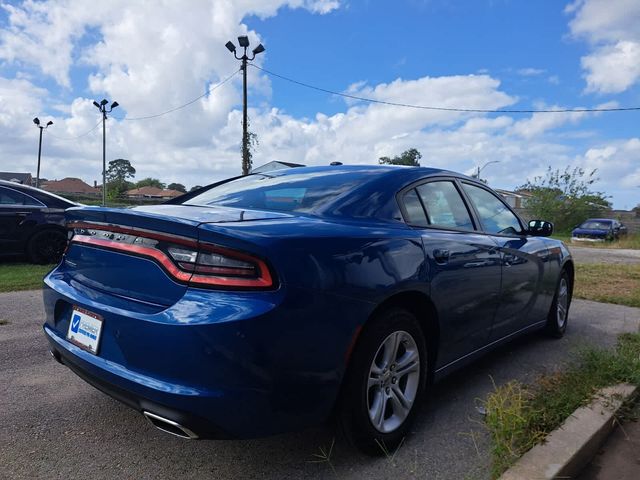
[{"left": 68, "top": 223, "right": 275, "bottom": 290}]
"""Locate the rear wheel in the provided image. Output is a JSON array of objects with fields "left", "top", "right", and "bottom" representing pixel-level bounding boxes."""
[
  {"left": 26, "top": 229, "right": 67, "bottom": 264},
  {"left": 339, "top": 308, "right": 427, "bottom": 455},
  {"left": 545, "top": 270, "right": 571, "bottom": 338}
]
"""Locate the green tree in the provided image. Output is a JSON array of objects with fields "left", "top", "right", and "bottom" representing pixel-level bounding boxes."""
[
  {"left": 379, "top": 148, "right": 422, "bottom": 166},
  {"left": 135, "top": 178, "right": 165, "bottom": 189},
  {"left": 518, "top": 166, "right": 611, "bottom": 232},
  {"left": 167, "top": 183, "right": 186, "bottom": 193},
  {"left": 106, "top": 158, "right": 136, "bottom": 199}
]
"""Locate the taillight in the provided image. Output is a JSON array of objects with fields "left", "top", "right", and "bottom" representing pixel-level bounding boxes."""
[{"left": 67, "top": 222, "right": 275, "bottom": 290}]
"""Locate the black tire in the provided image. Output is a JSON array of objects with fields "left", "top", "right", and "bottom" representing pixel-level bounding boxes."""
[
  {"left": 545, "top": 270, "right": 571, "bottom": 338},
  {"left": 338, "top": 308, "right": 427, "bottom": 455},
  {"left": 26, "top": 229, "right": 67, "bottom": 264}
]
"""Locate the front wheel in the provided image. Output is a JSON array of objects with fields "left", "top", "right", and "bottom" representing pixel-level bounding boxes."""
[
  {"left": 338, "top": 308, "right": 427, "bottom": 455},
  {"left": 545, "top": 270, "right": 571, "bottom": 338}
]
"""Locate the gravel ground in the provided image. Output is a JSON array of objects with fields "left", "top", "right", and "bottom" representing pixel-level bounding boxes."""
[
  {"left": 1, "top": 290, "right": 639, "bottom": 480},
  {"left": 567, "top": 246, "right": 640, "bottom": 265}
]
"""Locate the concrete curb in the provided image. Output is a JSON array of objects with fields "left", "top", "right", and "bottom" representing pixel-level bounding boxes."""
[{"left": 499, "top": 383, "right": 638, "bottom": 480}]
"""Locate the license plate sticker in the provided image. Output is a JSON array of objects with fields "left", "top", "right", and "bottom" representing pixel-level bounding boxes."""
[{"left": 66, "top": 307, "right": 103, "bottom": 355}]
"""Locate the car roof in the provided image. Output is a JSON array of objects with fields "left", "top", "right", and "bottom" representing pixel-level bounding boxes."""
[{"left": 582, "top": 218, "right": 613, "bottom": 223}]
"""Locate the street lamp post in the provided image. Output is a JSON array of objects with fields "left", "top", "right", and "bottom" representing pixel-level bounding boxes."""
[
  {"left": 93, "top": 99, "right": 119, "bottom": 206},
  {"left": 225, "top": 36, "right": 265, "bottom": 175},
  {"left": 32, "top": 117, "right": 53, "bottom": 188},
  {"left": 475, "top": 160, "right": 501, "bottom": 182}
]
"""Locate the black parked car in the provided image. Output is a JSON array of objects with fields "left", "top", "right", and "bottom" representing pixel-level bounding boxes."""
[{"left": 0, "top": 180, "right": 77, "bottom": 263}]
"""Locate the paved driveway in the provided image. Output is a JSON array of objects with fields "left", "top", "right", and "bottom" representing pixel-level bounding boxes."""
[{"left": 1, "top": 290, "right": 639, "bottom": 480}]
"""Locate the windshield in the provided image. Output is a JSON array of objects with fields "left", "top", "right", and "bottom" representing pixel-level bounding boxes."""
[
  {"left": 579, "top": 220, "right": 611, "bottom": 230},
  {"left": 184, "top": 171, "right": 363, "bottom": 213}
]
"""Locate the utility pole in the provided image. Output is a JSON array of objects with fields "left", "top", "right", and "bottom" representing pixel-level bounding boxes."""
[
  {"left": 32, "top": 117, "right": 53, "bottom": 188},
  {"left": 475, "top": 160, "right": 501, "bottom": 182},
  {"left": 92, "top": 99, "right": 119, "bottom": 206},
  {"left": 225, "top": 36, "right": 265, "bottom": 175}
]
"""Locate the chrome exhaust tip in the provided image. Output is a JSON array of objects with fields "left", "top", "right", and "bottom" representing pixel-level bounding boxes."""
[
  {"left": 142, "top": 411, "right": 198, "bottom": 439},
  {"left": 50, "top": 350, "right": 63, "bottom": 365}
]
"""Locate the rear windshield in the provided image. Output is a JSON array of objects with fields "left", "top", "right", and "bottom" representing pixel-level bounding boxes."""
[
  {"left": 579, "top": 220, "right": 611, "bottom": 230},
  {"left": 184, "top": 172, "right": 362, "bottom": 213}
]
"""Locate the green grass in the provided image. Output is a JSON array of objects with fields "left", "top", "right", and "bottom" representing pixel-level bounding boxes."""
[
  {"left": 0, "top": 263, "right": 54, "bottom": 293},
  {"left": 552, "top": 232, "right": 640, "bottom": 250},
  {"left": 574, "top": 263, "right": 640, "bottom": 308},
  {"left": 484, "top": 332, "right": 640, "bottom": 479}
]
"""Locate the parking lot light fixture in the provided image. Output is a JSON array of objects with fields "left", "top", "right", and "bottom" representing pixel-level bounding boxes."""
[
  {"left": 225, "top": 36, "right": 266, "bottom": 176},
  {"left": 93, "top": 98, "right": 119, "bottom": 207},
  {"left": 33, "top": 116, "right": 53, "bottom": 188}
]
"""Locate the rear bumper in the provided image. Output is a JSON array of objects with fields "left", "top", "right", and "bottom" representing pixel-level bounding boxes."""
[
  {"left": 45, "top": 329, "right": 231, "bottom": 438},
  {"left": 42, "top": 268, "right": 367, "bottom": 439},
  {"left": 571, "top": 236, "right": 606, "bottom": 243}
]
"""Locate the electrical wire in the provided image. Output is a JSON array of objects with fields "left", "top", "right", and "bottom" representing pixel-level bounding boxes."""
[
  {"left": 46, "top": 120, "right": 102, "bottom": 140},
  {"left": 250, "top": 63, "right": 640, "bottom": 114},
  {"left": 116, "top": 69, "right": 240, "bottom": 121}
]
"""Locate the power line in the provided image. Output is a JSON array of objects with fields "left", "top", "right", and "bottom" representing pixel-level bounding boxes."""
[
  {"left": 46, "top": 120, "right": 102, "bottom": 140},
  {"left": 250, "top": 63, "right": 640, "bottom": 114},
  {"left": 115, "top": 69, "right": 240, "bottom": 121}
]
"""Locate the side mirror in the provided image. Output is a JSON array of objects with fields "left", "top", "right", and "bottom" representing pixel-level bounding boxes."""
[{"left": 528, "top": 219, "right": 553, "bottom": 237}]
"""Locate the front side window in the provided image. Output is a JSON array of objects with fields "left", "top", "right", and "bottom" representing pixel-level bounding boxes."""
[
  {"left": 416, "top": 181, "right": 474, "bottom": 230},
  {"left": 462, "top": 183, "right": 522, "bottom": 235}
]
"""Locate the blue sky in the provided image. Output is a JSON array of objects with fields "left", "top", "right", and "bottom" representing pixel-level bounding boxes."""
[{"left": 0, "top": 0, "right": 639, "bottom": 208}]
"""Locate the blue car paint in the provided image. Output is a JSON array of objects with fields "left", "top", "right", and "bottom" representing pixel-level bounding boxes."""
[{"left": 43, "top": 165, "right": 572, "bottom": 439}]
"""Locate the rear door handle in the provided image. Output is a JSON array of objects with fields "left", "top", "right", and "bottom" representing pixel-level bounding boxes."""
[{"left": 433, "top": 249, "right": 450, "bottom": 264}]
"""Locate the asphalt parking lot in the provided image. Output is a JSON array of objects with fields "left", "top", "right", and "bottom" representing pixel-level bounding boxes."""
[{"left": 1, "top": 289, "right": 639, "bottom": 480}]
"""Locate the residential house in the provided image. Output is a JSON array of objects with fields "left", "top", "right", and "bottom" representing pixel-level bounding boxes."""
[
  {"left": 41, "top": 177, "right": 100, "bottom": 196},
  {"left": 251, "top": 161, "right": 305, "bottom": 174},
  {"left": 125, "top": 186, "right": 183, "bottom": 199},
  {"left": 0, "top": 172, "right": 33, "bottom": 185}
]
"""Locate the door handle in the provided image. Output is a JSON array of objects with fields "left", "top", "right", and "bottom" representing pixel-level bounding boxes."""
[{"left": 433, "top": 249, "right": 450, "bottom": 264}]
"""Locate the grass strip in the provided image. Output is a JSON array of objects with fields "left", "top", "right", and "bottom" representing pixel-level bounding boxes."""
[
  {"left": 484, "top": 332, "right": 640, "bottom": 479},
  {"left": 574, "top": 263, "right": 640, "bottom": 308},
  {"left": 0, "top": 263, "right": 54, "bottom": 293}
]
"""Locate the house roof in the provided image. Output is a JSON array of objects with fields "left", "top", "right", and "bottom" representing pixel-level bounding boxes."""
[
  {"left": 125, "top": 186, "right": 183, "bottom": 198},
  {"left": 0, "top": 172, "right": 32, "bottom": 184},
  {"left": 41, "top": 177, "right": 98, "bottom": 194},
  {"left": 251, "top": 161, "right": 306, "bottom": 173}
]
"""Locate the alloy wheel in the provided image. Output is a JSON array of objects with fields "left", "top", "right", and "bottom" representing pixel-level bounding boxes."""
[{"left": 366, "top": 330, "right": 421, "bottom": 433}]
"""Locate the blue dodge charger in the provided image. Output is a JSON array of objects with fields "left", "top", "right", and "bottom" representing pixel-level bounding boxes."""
[{"left": 43, "top": 165, "right": 573, "bottom": 454}]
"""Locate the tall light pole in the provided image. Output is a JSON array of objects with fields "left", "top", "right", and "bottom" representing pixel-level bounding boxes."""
[
  {"left": 475, "top": 160, "right": 501, "bottom": 182},
  {"left": 225, "top": 36, "right": 265, "bottom": 175},
  {"left": 93, "top": 99, "right": 119, "bottom": 206},
  {"left": 33, "top": 117, "right": 53, "bottom": 188}
]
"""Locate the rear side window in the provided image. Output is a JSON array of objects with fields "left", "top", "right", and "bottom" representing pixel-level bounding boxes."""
[
  {"left": 416, "top": 181, "right": 474, "bottom": 230},
  {"left": 0, "top": 187, "right": 42, "bottom": 206},
  {"left": 402, "top": 189, "right": 428, "bottom": 226},
  {"left": 462, "top": 183, "right": 522, "bottom": 235}
]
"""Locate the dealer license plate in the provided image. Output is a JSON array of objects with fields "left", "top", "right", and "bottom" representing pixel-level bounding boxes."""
[{"left": 66, "top": 307, "right": 103, "bottom": 355}]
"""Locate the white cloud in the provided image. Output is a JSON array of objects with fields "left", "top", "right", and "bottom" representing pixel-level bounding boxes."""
[
  {"left": 567, "top": 0, "right": 640, "bottom": 93},
  {"left": 516, "top": 68, "right": 545, "bottom": 76},
  {"left": 0, "top": 0, "right": 638, "bottom": 209}
]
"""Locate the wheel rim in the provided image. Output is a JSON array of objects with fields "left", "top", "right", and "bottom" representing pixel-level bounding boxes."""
[
  {"left": 557, "top": 278, "right": 568, "bottom": 328},
  {"left": 366, "top": 330, "right": 421, "bottom": 433},
  {"left": 36, "top": 232, "right": 66, "bottom": 263}
]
